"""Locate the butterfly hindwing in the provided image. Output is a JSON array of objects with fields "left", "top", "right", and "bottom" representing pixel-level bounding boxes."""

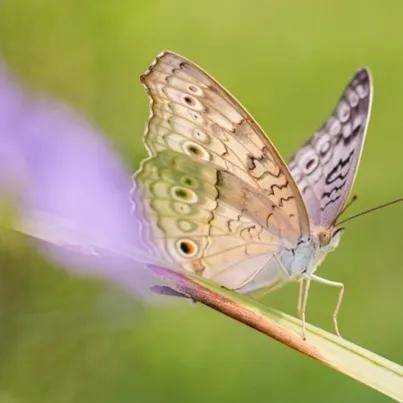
[
  {"left": 137, "top": 151, "right": 285, "bottom": 288},
  {"left": 288, "top": 69, "right": 372, "bottom": 227}
]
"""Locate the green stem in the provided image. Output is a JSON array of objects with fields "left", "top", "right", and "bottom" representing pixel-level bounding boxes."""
[{"left": 150, "top": 265, "right": 403, "bottom": 401}]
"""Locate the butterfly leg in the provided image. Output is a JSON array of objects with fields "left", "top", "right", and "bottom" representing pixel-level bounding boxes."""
[
  {"left": 310, "top": 274, "right": 344, "bottom": 337},
  {"left": 297, "top": 279, "right": 304, "bottom": 320},
  {"left": 299, "top": 276, "right": 311, "bottom": 340}
]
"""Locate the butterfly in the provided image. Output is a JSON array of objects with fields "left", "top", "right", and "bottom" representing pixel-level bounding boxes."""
[{"left": 135, "top": 51, "right": 372, "bottom": 338}]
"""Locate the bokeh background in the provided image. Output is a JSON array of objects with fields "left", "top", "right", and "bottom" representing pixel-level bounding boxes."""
[{"left": 1, "top": 1, "right": 402, "bottom": 402}]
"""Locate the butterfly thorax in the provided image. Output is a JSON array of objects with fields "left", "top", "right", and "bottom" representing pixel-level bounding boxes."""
[{"left": 275, "top": 226, "right": 343, "bottom": 277}]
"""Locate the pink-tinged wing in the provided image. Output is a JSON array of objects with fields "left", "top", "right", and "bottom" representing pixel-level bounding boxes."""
[{"left": 288, "top": 69, "right": 372, "bottom": 227}]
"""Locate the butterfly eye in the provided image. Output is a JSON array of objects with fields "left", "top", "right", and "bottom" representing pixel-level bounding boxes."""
[{"left": 318, "top": 231, "right": 331, "bottom": 246}]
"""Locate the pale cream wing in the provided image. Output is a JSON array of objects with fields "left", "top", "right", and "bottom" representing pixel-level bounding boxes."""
[{"left": 135, "top": 51, "right": 310, "bottom": 290}]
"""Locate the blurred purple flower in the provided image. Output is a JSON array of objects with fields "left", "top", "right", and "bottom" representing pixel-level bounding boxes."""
[{"left": 0, "top": 61, "right": 160, "bottom": 296}]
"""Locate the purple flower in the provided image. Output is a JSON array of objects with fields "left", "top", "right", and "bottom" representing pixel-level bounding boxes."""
[{"left": 0, "top": 61, "right": 161, "bottom": 296}]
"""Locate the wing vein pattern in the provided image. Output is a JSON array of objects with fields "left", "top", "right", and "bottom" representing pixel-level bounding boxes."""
[{"left": 134, "top": 51, "right": 309, "bottom": 290}]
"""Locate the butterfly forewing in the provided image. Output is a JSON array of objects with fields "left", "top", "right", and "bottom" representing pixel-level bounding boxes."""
[
  {"left": 288, "top": 69, "right": 372, "bottom": 227},
  {"left": 135, "top": 51, "right": 310, "bottom": 290}
]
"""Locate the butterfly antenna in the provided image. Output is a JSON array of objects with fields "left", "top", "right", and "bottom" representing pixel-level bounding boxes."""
[
  {"left": 336, "top": 197, "right": 403, "bottom": 226},
  {"left": 331, "top": 194, "right": 358, "bottom": 226}
]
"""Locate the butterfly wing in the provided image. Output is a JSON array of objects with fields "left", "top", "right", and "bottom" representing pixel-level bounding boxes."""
[
  {"left": 288, "top": 69, "right": 372, "bottom": 227},
  {"left": 135, "top": 51, "right": 310, "bottom": 291}
]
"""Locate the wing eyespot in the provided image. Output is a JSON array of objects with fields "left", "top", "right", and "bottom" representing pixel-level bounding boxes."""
[
  {"left": 183, "top": 141, "right": 210, "bottom": 161},
  {"left": 342, "top": 122, "right": 352, "bottom": 139},
  {"left": 192, "top": 128, "right": 210, "bottom": 144},
  {"left": 188, "top": 84, "right": 203, "bottom": 96},
  {"left": 327, "top": 117, "right": 341, "bottom": 136},
  {"left": 301, "top": 153, "right": 319, "bottom": 175},
  {"left": 176, "top": 239, "right": 199, "bottom": 258},
  {"left": 172, "top": 201, "right": 192, "bottom": 214},
  {"left": 320, "top": 141, "right": 331, "bottom": 156},
  {"left": 171, "top": 186, "right": 198, "bottom": 203},
  {"left": 189, "top": 110, "right": 202, "bottom": 122},
  {"left": 346, "top": 89, "right": 359, "bottom": 107},
  {"left": 337, "top": 101, "right": 350, "bottom": 122},
  {"left": 184, "top": 95, "right": 194, "bottom": 105},
  {"left": 356, "top": 84, "right": 368, "bottom": 99},
  {"left": 180, "top": 175, "right": 199, "bottom": 189},
  {"left": 305, "top": 159, "right": 316, "bottom": 172}
]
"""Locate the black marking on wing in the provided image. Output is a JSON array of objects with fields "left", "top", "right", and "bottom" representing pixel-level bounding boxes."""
[
  {"left": 325, "top": 150, "right": 354, "bottom": 185},
  {"left": 265, "top": 212, "right": 274, "bottom": 226},
  {"left": 246, "top": 154, "right": 257, "bottom": 170},
  {"left": 278, "top": 195, "right": 295, "bottom": 207},
  {"left": 321, "top": 179, "right": 347, "bottom": 200},
  {"left": 254, "top": 166, "right": 282, "bottom": 180},
  {"left": 269, "top": 182, "right": 289, "bottom": 195},
  {"left": 321, "top": 195, "right": 341, "bottom": 211},
  {"left": 346, "top": 124, "right": 362, "bottom": 144}
]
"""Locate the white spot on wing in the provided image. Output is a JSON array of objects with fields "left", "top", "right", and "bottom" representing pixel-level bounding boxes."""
[
  {"left": 346, "top": 89, "right": 359, "bottom": 107},
  {"left": 327, "top": 117, "right": 341, "bottom": 136},
  {"left": 356, "top": 84, "right": 369, "bottom": 99},
  {"left": 337, "top": 101, "right": 350, "bottom": 122}
]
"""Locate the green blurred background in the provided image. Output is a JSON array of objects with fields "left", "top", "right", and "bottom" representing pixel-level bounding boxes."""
[{"left": 0, "top": 1, "right": 402, "bottom": 402}]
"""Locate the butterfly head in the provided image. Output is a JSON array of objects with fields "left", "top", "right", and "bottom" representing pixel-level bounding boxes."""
[
  {"left": 316, "top": 226, "right": 344, "bottom": 251},
  {"left": 305, "top": 227, "right": 345, "bottom": 273}
]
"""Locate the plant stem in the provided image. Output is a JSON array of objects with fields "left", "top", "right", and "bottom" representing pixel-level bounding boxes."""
[{"left": 150, "top": 265, "right": 403, "bottom": 401}]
